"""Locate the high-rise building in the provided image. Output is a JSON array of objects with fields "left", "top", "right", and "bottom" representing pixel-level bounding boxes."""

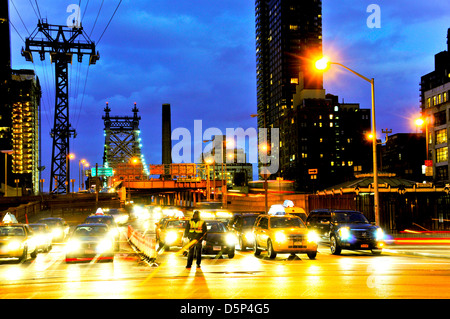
[
  {"left": 255, "top": 0, "right": 323, "bottom": 178},
  {"left": 420, "top": 28, "right": 450, "bottom": 185},
  {"left": 0, "top": 0, "right": 41, "bottom": 195},
  {"left": 9, "top": 69, "right": 41, "bottom": 194}
]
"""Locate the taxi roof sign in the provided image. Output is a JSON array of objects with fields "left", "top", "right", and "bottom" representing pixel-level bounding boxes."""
[
  {"left": 95, "top": 208, "right": 105, "bottom": 215},
  {"left": 2, "top": 212, "right": 18, "bottom": 223},
  {"left": 282, "top": 200, "right": 294, "bottom": 208}
]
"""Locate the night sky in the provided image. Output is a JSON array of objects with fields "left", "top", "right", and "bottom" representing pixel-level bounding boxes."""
[{"left": 7, "top": 0, "right": 450, "bottom": 188}]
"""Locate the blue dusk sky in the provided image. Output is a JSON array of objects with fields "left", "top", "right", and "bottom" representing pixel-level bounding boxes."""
[{"left": 6, "top": 0, "right": 450, "bottom": 186}]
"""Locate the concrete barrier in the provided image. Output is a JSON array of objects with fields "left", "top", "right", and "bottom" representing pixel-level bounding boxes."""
[{"left": 127, "top": 225, "right": 156, "bottom": 260}]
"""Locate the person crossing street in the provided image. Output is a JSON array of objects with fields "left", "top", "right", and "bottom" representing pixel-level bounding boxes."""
[{"left": 184, "top": 211, "right": 207, "bottom": 269}]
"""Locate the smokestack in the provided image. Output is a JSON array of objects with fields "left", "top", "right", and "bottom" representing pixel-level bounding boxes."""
[
  {"left": 0, "top": 0, "right": 11, "bottom": 81},
  {"left": 447, "top": 28, "right": 450, "bottom": 52},
  {"left": 162, "top": 103, "right": 172, "bottom": 166}
]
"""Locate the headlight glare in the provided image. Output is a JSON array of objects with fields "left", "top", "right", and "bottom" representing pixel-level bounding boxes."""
[
  {"left": 339, "top": 227, "right": 350, "bottom": 240},
  {"left": 6, "top": 241, "right": 21, "bottom": 251},
  {"left": 165, "top": 231, "right": 178, "bottom": 244},
  {"left": 307, "top": 231, "right": 320, "bottom": 243},
  {"left": 375, "top": 228, "right": 384, "bottom": 241},
  {"left": 226, "top": 234, "right": 237, "bottom": 245},
  {"left": 97, "top": 239, "right": 113, "bottom": 253},
  {"left": 65, "top": 240, "right": 81, "bottom": 253},
  {"left": 244, "top": 232, "right": 254, "bottom": 242},
  {"left": 275, "top": 231, "right": 287, "bottom": 242}
]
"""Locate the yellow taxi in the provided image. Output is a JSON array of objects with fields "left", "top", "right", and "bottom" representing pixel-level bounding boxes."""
[
  {"left": 253, "top": 214, "right": 319, "bottom": 259},
  {"left": 156, "top": 217, "right": 190, "bottom": 251},
  {"left": 0, "top": 215, "right": 38, "bottom": 262}
]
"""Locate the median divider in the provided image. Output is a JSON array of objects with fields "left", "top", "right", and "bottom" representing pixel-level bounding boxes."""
[{"left": 127, "top": 225, "right": 156, "bottom": 261}]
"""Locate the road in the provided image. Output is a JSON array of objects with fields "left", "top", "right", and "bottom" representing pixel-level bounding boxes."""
[{"left": 1, "top": 219, "right": 450, "bottom": 300}]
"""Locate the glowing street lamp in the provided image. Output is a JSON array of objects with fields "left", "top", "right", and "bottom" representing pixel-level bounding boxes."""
[
  {"left": 66, "top": 153, "right": 75, "bottom": 193},
  {"left": 315, "top": 57, "right": 380, "bottom": 226}
]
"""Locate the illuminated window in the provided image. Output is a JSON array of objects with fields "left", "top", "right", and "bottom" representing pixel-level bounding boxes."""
[
  {"left": 289, "top": 25, "right": 298, "bottom": 30},
  {"left": 436, "top": 147, "right": 448, "bottom": 163},
  {"left": 444, "top": 92, "right": 448, "bottom": 103},
  {"left": 290, "top": 78, "right": 298, "bottom": 84},
  {"left": 435, "top": 129, "right": 447, "bottom": 145}
]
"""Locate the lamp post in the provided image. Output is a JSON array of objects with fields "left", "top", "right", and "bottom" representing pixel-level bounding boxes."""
[
  {"left": 79, "top": 159, "right": 86, "bottom": 191},
  {"left": 315, "top": 57, "right": 380, "bottom": 226},
  {"left": 1, "top": 150, "right": 13, "bottom": 197},
  {"left": 66, "top": 153, "right": 75, "bottom": 194}
]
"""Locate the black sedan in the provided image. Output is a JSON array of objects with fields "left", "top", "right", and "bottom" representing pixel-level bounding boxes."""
[
  {"left": 84, "top": 215, "right": 120, "bottom": 251},
  {"left": 37, "top": 217, "right": 70, "bottom": 242},
  {"left": 65, "top": 223, "right": 115, "bottom": 263},
  {"left": 202, "top": 220, "right": 236, "bottom": 259}
]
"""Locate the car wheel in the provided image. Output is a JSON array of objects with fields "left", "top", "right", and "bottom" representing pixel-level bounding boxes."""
[
  {"left": 253, "top": 241, "right": 261, "bottom": 256},
  {"left": 307, "top": 251, "right": 317, "bottom": 260},
  {"left": 267, "top": 239, "right": 277, "bottom": 259},
  {"left": 228, "top": 248, "right": 235, "bottom": 259},
  {"left": 330, "top": 235, "right": 342, "bottom": 255},
  {"left": 18, "top": 247, "right": 27, "bottom": 263},
  {"left": 371, "top": 249, "right": 382, "bottom": 255},
  {"left": 30, "top": 249, "right": 37, "bottom": 259},
  {"left": 239, "top": 237, "right": 246, "bottom": 251}
]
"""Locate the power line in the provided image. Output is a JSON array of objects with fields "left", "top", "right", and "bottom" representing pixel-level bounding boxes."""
[
  {"left": 89, "top": 0, "right": 104, "bottom": 38},
  {"left": 97, "top": 0, "right": 123, "bottom": 44}
]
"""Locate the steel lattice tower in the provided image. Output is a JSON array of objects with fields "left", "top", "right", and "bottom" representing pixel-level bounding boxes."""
[
  {"left": 22, "top": 20, "right": 99, "bottom": 193},
  {"left": 102, "top": 103, "right": 142, "bottom": 169}
]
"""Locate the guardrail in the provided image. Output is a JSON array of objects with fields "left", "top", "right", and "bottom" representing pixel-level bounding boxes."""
[
  {"left": 0, "top": 201, "right": 42, "bottom": 223},
  {"left": 127, "top": 225, "right": 156, "bottom": 260}
]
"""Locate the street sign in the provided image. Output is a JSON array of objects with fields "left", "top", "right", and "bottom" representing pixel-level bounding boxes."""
[
  {"left": 308, "top": 168, "right": 318, "bottom": 174},
  {"left": 425, "top": 160, "right": 433, "bottom": 167},
  {"left": 91, "top": 167, "right": 114, "bottom": 177},
  {"left": 425, "top": 166, "right": 433, "bottom": 177}
]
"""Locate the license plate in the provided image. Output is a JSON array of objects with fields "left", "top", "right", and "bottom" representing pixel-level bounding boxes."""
[
  {"left": 294, "top": 241, "right": 303, "bottom": 245},
  {"left": 213, "top": 246, "right": 222, "bottom": 251},
  {"left": 360, "top": 244, "right": 369, "bottom": 248},
  {"left": 85, "top": 249, "right": 95, "bottom": 254}
]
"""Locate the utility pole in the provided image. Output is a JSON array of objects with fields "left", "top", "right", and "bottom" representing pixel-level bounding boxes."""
[{"left": 22, "top": 20, "right": 99, "bottom": 193}]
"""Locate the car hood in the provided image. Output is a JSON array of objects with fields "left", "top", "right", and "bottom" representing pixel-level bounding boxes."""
[
  {"left": 204, "top": 233, "right": 227, "bottom": 244},
  {"left": 0, "top": 237, "right": 26, "bottom": 243},
  {"left": 339, "top": 223, "right": 378, "bottom": 230}
]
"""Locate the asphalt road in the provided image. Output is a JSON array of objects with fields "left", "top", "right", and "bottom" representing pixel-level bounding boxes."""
[{"left": 1, "top": 211, "right": 449, "bottom": 301}]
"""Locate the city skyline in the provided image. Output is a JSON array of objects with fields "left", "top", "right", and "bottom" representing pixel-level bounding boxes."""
[{"left": 5, "top": 0, "right": 450, "bottom": 188}]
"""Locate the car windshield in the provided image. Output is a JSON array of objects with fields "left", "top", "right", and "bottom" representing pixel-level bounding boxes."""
[
  {"left": 30, "top": 225, "right": 47, "bottom": 232},
  {"left": 206, "top": 221, "right": 227, "bottom": 233},
  {"left": 166, "top": 220, "right": 188, "bottom": 229},
  {"left": 0, "top": 226, "right": 25, "bottom": 236},
  {"left": 334, "top": 212, "right": 369, "bottom": 224},
  {"left": 85, "top": 217, "right": 114, "bottom": 226},
  {"left": 39, "top": 219, "right": 62, "bottom": 227},
  {"left": 270, "top": 217, "right": 305, "bottom": 228},
  {"left": 242, "top": 216, "right": 258, "bottom": 227},
  {"left": 73, "top": 226, "right": 109, "bottom": 237}
]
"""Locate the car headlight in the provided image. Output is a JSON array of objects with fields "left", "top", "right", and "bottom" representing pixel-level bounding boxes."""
[
  {"left": 339, "top": 227, "right": 350, "bottom": 240},
  {"left": 375, "top": 228, "right": 384, "bottom": 241},
  {"left": 6, "top": 241, "right": 22, "bottom": 251},
  {"left": 109, "top": 229, "right": 119, "bottom": 238},
  {"left": 52, "top": 228, "right": 63, "bottom": 238},
  {"left": 165, "top": 231, "right": 178, "bottom": 245},
  {"left": 96, "top": 239, "right": 113, "bottom": 253},
  {"left": 307, "top": 231, "right": 320, "bottom": 243},
  {"left": 226, "top": 233, "right": 237, "bottom": 245},
  {"left": 65, "top": 240, "right": 81, "bottom": 253},
  {"left": 244, "top": 232, "right": 254, "bottom": 242},
  {"left": 275, "top": 231, "right": 287, "bottom": 243}
]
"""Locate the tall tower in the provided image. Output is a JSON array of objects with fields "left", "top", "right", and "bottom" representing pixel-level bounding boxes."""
[
  {"left": 255, "top": 0, "right": 323, "bottom": 176},
  {"left": 0, "top": 0, "right": 11, "bottom": 80}
]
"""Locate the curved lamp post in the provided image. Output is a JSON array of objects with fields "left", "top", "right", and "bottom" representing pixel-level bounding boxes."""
[{"left": 315, "top": 57, "right": 380, "bottom": 226}]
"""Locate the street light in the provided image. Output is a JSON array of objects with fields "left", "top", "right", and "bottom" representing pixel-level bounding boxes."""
[
  {"left": 66, "top": 153, "right": 75, "bottom": 194},
  {"left": 315, "top": 57, "right": 380, "bottom": 226}
]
